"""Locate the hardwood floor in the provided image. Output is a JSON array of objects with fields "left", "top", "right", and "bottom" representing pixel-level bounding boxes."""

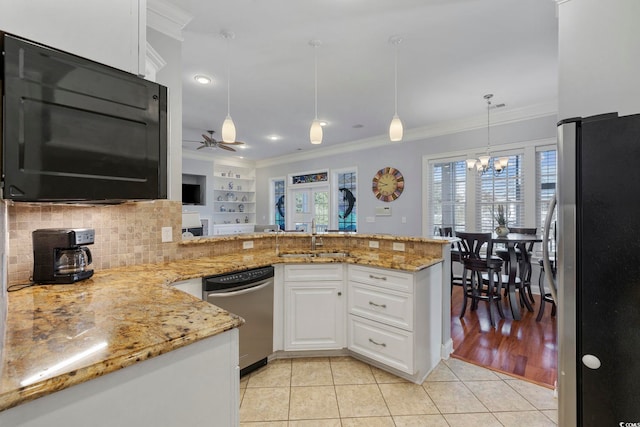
[{"left": 450, "top": 285, "right": 558, "bottom": 388}]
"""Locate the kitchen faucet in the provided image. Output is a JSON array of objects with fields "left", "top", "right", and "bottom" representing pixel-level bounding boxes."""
[{"left": 310, "top": 218, "right": 322, "bottom": 250}]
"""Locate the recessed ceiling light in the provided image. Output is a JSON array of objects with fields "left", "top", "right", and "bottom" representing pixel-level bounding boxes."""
[
  {"left": 319, "top": 121, "right": 328, "bottom": 127},
  {"left": 268, "top": 135, "right": 280, "bottom": 141},
  {"left": 194, "top": 75, "right": 212, "bottom": 85}
]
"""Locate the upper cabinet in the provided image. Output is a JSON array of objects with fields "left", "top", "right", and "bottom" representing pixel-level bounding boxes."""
[{"left": 0, "top": 0, "right": 145, "bottom": 75}]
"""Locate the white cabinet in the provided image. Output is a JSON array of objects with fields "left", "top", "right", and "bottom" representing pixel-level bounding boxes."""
[
  {"left": 0, "top": 330, "right": 240, "bottom": 427},
  {"left": 171, "top": 278, "right": 202, "bottom": 299},
  {"left": 347, "top": 264, "right": 443, "bottom": 383},
  {"left": 284, "top": 264, "right": 345, "bottom": 351},
  {"left": 212, "top": 161, "right": 256, "bottom": 235},
  {"left": 0, "top": 0, "right": 145, "bottom": 75}
]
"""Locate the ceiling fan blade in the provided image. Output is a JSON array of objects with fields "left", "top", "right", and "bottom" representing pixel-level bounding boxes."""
[
  {"left": 196, "top": 145, "right": 206, "bottom": 150},
  {"left": 219, "top": 141, "right": 244, "bottom": 145},
  {"left": 202, "top": 134, "right": 214, "bottom": 143},
  {"left": 218, "top": 144, "right": 236, "bottom": 152}
]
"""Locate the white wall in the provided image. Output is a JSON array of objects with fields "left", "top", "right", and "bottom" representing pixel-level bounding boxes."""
[
  {"left": 148, "top": 28, "right": 183, "bottom": 201},
  {"left": 182, "top": 157, "right": 215, "bottom": 231},
  {"left": 256, "top": 114, "right": 557, "bottom": 236},
  {"left": 558, "top": 0, "right": 640, "bottom": 119}
]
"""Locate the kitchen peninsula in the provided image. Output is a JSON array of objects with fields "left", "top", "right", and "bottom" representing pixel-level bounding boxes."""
[{"left": 0, "top": 230, "right": 451, "bottom": 426}]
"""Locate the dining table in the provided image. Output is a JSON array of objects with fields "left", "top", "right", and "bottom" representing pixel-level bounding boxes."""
[{"left": 492, "top": 232, "right": 542, "bottom": 320}]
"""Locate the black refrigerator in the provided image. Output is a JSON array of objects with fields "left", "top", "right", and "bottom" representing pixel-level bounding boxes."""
[{"left": 554, "top": 112, "right": 640, "bottom": 426}]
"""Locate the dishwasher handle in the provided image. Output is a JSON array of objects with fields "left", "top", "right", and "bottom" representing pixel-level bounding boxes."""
[{"left": 205, "top": 279, "right": 272, "bottom": 298}]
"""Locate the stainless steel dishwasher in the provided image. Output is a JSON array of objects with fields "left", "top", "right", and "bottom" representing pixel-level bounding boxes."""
[{"left": 202, "top": 266, "right": 274, "bottom": 376}]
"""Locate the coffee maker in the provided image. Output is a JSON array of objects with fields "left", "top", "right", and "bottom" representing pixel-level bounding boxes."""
[{"left": 32, "top": 228, "right": 94, "bottom": 284}]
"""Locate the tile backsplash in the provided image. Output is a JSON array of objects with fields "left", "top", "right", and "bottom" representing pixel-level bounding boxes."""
[{"left": 7, "top": 200, "right": 183, "bottom": 285}]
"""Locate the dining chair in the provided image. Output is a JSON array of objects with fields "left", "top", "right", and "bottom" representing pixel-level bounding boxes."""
[
  {"left": 495, "top": 227, "right": 537, "bottom": 305},
  {"left": 537, "top": 221, "right": 557, "bottom": 321},
  {"left": 456, "top": 232, "right": 505, "bottom": 327},
  {"left": 439, "top": 227, "right": 464, "bottom": 294}
]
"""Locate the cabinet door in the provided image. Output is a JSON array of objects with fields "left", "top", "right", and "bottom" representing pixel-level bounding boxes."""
[
  {"left": 284, "top": 281, "right": 344, "bottom": 350},
  {"left": 0, "top": 0, "right": 143, "bottom": 74}
]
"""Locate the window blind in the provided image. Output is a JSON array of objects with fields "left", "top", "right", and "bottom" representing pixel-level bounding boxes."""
[
  {"left": 475, "top": 153, "right": 524, "bottom": 232},
  {"left": 429, "top": 159, "right": 466, "bottom": 233}
]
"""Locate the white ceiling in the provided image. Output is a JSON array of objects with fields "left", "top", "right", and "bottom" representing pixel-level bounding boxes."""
[{"left": 176, "top": 0, "right": 558, "bottom": 161}]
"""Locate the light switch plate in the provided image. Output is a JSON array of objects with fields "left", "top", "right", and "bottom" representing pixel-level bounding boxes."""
[
  {"left": 375, "top": 206, "right": 392, "bottom": 216},
  {"left": 369, "top": 240, "right": 379, "bottom": 248},
  {"left": 161, "top": 227, "right": 173, "bottom": 243},
  {"left": 392, "top": 242, "right": 405, "bottom": 251},
  {"left": 366, "top": 216, "right": 375, "bottom": 223},
  {"left": 243, "top": 241, "right": 254, "bottom": 249}
]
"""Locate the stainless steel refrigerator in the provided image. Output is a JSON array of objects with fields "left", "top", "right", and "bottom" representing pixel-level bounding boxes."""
[{"left": 551, "top": 112, "right": 640, "bottom": 426}]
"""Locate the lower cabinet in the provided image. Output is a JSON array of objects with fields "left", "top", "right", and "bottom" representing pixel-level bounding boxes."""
[
  {"left": 279, "top": 262, "right": 443, "bottom": 384},
  {"left": 0, "top": 329, "right": 240, "bottom": 427},
  {"left": 347, "top": 264, "right": 443, "bottom": 383},
  {"left": 284, "top": 264, "right": 345, "bottom": 351}
]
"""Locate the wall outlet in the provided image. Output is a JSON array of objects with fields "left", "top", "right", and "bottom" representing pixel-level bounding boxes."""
[
  {"left": 366, "top": 216, "right": 375, "bottom": 223},
  {"left": 161, "top": 226, "right": 173, "bottom": 243},
  {"left": 243, "top": 240, "right": 254, "bottom": 249},
  {"left": 401, "top": 216, "right": 407, "bottom": 223},
  {"left": 392, "top": 242, "right": 405, "bottom": 252},
  {"left": 369, "top": 240, "right": 379, "bottom": 249}
]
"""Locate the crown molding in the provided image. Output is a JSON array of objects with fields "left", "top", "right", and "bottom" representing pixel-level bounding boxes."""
[
  {"left": 145, "top": 42, "right": 167, "bottom": 72},
  {"left": 147, "top": 0, "right": 193, "bottom": 41},
  {"left": 255, "top": 101, "right": 558, "bottom": 169}
]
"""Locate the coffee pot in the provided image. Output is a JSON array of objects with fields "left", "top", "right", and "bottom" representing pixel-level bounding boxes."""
[{"left": 33, "top": 228, "right": 95, "bottom": 284}]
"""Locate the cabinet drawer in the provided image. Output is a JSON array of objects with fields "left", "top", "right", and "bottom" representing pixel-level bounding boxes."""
[
  {"left": 348, "top": 265, "right": 413, "bottom": 293},
  {"left": 348, "top": 282, "right": 413, "bottom": 331},
  {"left": 284, "top": 264, "right": 344, "bottom": 282},
  {"left": 348, "top": 315, "right": 413, "bottom": 374}
]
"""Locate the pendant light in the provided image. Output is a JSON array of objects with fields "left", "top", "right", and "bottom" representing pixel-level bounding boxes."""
[
  {"left": 221, "top": 30, "right": 236, "bottom": 143},
  {"left": 466, "top": 94, "right": 509, "bottom": 175},
  {"left": 389, "top": 35, "right": 403, "bottom": 142},
  {"left": 309, "top": 39, "right": 323, "bottom": 145}
]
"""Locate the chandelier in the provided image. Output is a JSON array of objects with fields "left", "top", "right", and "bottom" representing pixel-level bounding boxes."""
[{"left": 466, "top": 94, "right": 508, "bottom": 175}]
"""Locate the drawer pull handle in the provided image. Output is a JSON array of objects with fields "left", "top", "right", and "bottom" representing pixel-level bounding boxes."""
[
  {"left": 369, "top": 301, "right": 387, "bottom": 309},
  {"left": 369, "top": 274, "right": 387, "bottom": 281},
  {"left": 368, "top": 338, "right": 387, "bottom": 347}
]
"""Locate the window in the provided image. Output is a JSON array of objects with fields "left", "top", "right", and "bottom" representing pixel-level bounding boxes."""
[
  {"left": 476, "top": 153, "right": 524, "bottom": 232},
  {"left": 273, "top": 179, "right": 285, "bottom": 230},
  {"left": 336, "top": 170, "right": 357, "bottom": 231},
  {"left": 537, "top": 148, "right": 557, "bottom": 250},
  {"left": 429, "top": 159, "right": 466, "bottom": 233}
]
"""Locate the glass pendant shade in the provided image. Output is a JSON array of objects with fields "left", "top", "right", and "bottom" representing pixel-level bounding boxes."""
[
  {"left": 478, "top": 155, "right": 491, "bottom": 168},
  {"left": 222, "top": 115, "right": 236, "bottom": 143},
  {"left": 466, "top": 159, "right": 478, "bottom": 170},
  {"left": 389, "top": 114, "right": 403, "bottom": 142},
  {"left": 498, "top": 157, "right": 509, "bottom": 169},
  {"left": 310, "top": 119, "right": 323, "bottom": 145}
]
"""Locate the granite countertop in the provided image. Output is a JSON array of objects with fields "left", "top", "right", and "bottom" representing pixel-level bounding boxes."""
[{"left": 0, "top": 248, "right": 443, "bottom": 412}]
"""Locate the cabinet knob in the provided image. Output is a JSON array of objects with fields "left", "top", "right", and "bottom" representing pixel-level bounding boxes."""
[{"left": 337, "top": 291, "right": 342, "bottom": 296}]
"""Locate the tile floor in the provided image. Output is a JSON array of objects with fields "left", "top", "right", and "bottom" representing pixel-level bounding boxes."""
[{"left": 239, "top": 356, "right": 557, "bottom": 426}]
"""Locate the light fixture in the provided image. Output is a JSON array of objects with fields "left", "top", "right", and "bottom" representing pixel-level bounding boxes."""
[
  {"left": 309, "top": 39, "right": 323, "bottom": 145},
  {"left": 389, "top": 35, "right": 403, "bottom": 142},
  {"left": 221, "top": 30, "right": 236, "bottom": 143},
  {"left": 194, "top": 74, "right": 211, "bottom": 85},
  {"left": 466, "top": 94, "right": 509, "bottom": 175}
]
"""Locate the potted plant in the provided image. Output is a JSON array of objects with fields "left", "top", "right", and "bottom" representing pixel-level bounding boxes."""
[{"left": 494, "top": 205, "right": 510, "bottom": 236}]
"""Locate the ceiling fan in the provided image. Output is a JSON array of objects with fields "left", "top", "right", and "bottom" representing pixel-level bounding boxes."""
[{"left": 193, "top": 130, "right": 244, "bottom": 151}]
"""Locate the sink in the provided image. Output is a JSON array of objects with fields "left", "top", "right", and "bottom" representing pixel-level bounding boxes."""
[{"left": 278, "top": 252, "right": 349, "bottom": 258}]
